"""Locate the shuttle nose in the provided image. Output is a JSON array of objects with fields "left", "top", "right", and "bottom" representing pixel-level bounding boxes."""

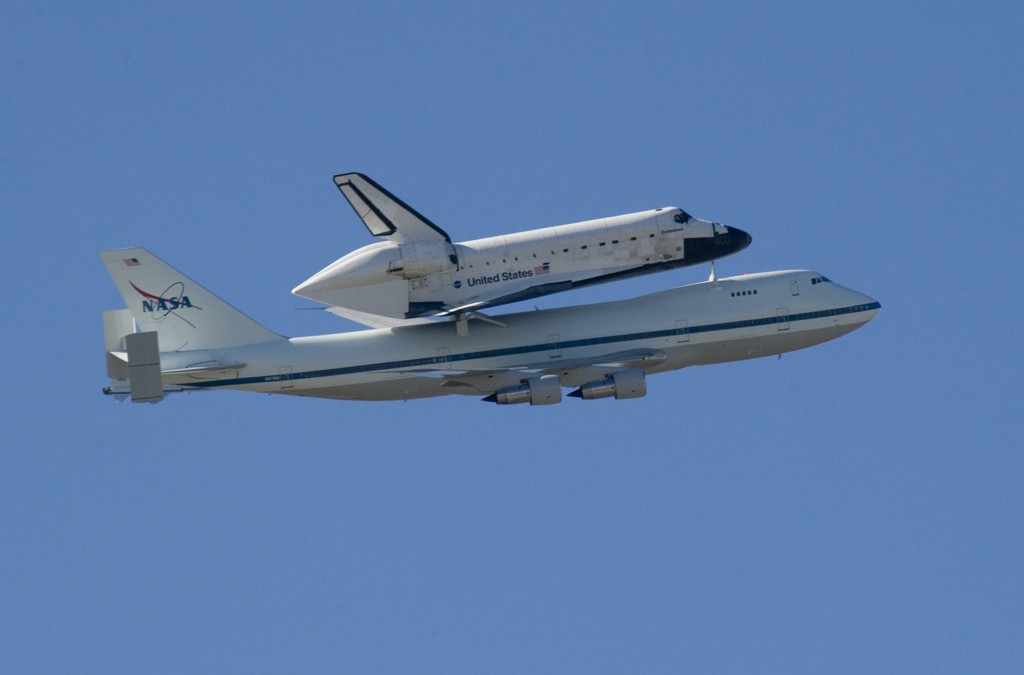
[
  {"left": 682, "top": 223, "right": 753, "bottom": 265},
  {"left": 720, "top": 225, "right": 752, "bottom": 254}
]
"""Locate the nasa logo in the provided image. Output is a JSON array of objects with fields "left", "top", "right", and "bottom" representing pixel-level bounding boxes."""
[
  {"left": 143, "top": 295, "right": 193, "bottom": 312},
  {"left": 454, "top": 280, "right": 462, "bottom": 289},
  {"left": 129, "top": 280, "right": 201, "bottom": 326}
]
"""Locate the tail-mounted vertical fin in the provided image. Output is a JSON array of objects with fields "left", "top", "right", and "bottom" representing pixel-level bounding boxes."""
[
  {"left": 333, "top": 173, "right": 451, "bottom": 244},
  {"left": 99, "top": 248, "right": 283, "bottom": 351}
]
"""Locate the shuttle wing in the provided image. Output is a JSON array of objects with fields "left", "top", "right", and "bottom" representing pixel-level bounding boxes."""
[
  {"left": 324, "top": 305, "right": 435, "bottom": 329},
  {"left": 334, "top": 172, "right": 451, "bottom": 244},
  {"left": 433, "top": 262, "right": 661, "bottom": 318},
  {"left": 436, "top": 278, "right": 576, "bottom": 317}
]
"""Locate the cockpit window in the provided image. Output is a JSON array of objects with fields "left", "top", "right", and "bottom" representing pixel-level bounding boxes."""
[
  {"left": 810, "top": 276, "right": 832, "bottom": 285},
  {"left": 674, "top": 210, "right": 692, "bottom": 224}
]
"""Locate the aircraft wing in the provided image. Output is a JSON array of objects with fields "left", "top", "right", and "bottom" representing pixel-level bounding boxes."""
[
  {"left": 397, "top": 348, "right": 667, "bottom": 392},
  {"left": 334, "top": 172, "right": 451, "bottom": 244},
  {"left": 513, "top": 348, "right": 668, "bottom": 373}
]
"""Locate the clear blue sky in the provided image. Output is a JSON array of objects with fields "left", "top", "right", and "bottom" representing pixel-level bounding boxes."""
[{"left": 2, "top": 1, "right": 1021, "bottom": 672}]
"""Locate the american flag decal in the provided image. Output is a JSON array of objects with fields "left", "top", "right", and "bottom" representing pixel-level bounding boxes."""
[
  {"left": 534, "top": 262, "right": 550, "bottom": 275},
  {"left": 123, "top": 258, "right": 140, "bottom": 267}
]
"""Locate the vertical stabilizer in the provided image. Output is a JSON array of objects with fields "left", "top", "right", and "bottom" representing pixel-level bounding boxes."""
[
  {"left": 100, "top": 248, "right": 283, "bottom": 351},
  {"left": 333, "top": 173, "right": 451, "bottom": 244}
]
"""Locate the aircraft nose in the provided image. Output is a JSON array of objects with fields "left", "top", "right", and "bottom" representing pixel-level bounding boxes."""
[
  {"left": 858, "top": 292, "right": 881, "bottom": 319},
  {"left": 717, "top": 225, "right": 752, "bottom": 255},
  {"left": 683, "top": 224, "right": 752, "bottom": 263},
  {"left": 840, "top": 287, "right": 881, "bottom": 326}
]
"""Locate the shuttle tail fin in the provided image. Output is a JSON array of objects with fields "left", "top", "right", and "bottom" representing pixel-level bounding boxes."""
[
  {"left": 99, "top": 248, "right": 284, "bottom": 352},
  {"left": 333, "top": 172, "right": 451, "bottom": 244}
]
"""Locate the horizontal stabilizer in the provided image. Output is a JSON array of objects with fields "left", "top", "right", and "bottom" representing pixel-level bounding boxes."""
[
  {"left": 334, "top": 173, "right": 451, "bottom": 244},
  {"left": 161, "top": 360, "right": 247, "bottom": 375},
  {"left": 103, "top": 309, "right": 134, "bottom": 379}
]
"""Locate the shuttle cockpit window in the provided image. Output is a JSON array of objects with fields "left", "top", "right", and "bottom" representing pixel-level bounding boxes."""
[{"left": 674, "top": 210, "right": 692, "bottom": 224}]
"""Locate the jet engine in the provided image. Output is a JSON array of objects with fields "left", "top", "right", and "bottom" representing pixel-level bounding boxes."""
[
  {"left": 483, "top": 375, "right": 563, "bottom": 405},
  {"left": 568, "top": 369, "right": 646, "bottom": 400}
]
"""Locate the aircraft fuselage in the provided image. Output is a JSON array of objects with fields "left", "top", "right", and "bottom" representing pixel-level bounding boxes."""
[{"left": 161, "top": 270, "right": 878, "bottom": 403}]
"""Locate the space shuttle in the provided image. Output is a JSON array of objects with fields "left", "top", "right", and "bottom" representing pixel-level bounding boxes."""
[{"left": 293, "top": 173, "right": 752, "bottom": 324}]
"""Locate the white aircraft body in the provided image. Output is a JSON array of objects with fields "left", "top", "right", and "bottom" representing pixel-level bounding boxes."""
[
  {"left": 292, "top": 173, "right": 752, "bottom": 324},
  {"left": 100, "top": 248, "right": 879, "bottom": 405}
]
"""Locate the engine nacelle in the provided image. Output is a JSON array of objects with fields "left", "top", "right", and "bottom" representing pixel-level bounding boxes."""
[
  {"left": 569, "top": 369, "right": 647, "bottom": 400},
  {"left": 388, "top": 240, "right": 457, "bottom": 279},
  {"left": 483, "top": 375, "right": 563, "bottom": 405}
]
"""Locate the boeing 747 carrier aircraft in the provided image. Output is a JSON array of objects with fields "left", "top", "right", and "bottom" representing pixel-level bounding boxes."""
[
  {"left": 101, "top": 248, "right": 879, "bottom": 405},
  {"left": 293, "top": 173, "right": 751, "bottom": 324}
]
